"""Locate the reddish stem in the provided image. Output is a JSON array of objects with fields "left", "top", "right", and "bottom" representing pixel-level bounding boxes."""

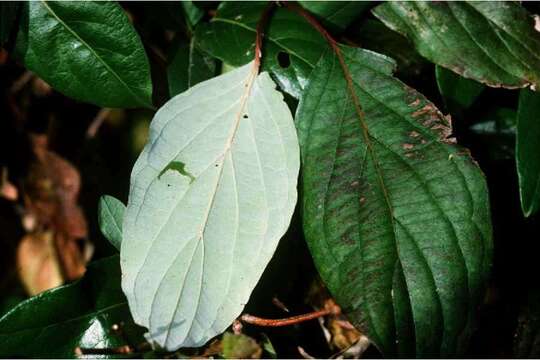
[
  {"left": 254, "top": 2, "right": 276, "bottom": 72},
  {"left": 240, "top": 309, "right": 330, "bottom": 327}
]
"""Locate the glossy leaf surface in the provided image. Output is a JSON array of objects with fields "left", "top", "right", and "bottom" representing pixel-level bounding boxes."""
[
  {"left": 98, "top": 195, "right": 126, "bottom": 251},
  {"left": 121, "top": 61, "right": 299, "bottom": 350},
  {"left": 15, "top": 1, "right": 153, "bottom": 108},
  {"left": 296, "top": 46, "right": 492, "bottom": 356},
  {"left": 373, "top": 2, "right": 540, "bottom": 90},
  {"left": 0, "top": 256, "right": 143, "bottom": 358},
  {"left": 196, "top": 1, "right": 326, "bottom": 98},
  {"left": 516, "top": 89, "right": 540, "bottom": 216}
]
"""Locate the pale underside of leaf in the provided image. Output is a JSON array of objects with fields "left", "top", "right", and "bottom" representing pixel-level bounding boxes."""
[
  {"left": 98, "top": 195, "right": 126, "bottom": 251},
  {"left": 121, "top": 62, "right": 299, "bottom": 350},
  {"left": 297, "top": 46, "right": 492, "bottom": 356}
]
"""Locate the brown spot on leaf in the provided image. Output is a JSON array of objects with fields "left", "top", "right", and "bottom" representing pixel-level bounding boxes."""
[
  {"left": 409, "top": 99, "right": 421, "bottom": 107},
  {"left": 402, "top": 143, "right": 414, "bottom": 150}
]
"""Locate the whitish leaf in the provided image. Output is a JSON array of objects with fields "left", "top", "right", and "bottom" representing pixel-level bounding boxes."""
[
  {"left": 297, "top": 46, "right": 492, "bottom": 356},
  {"left": 98, "top": 195, "right": 126, "bottom": 251},
  {"left": 373, "top": 2, "right": 540, "bottom": 90},
  {"left": 516, "top": 89, "right": 540, "bottom": 216},
  {"left": 121, "top": 61, "right": 299, "bottom": 350}
]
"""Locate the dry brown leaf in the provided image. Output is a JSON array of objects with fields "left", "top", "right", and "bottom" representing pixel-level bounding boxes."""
[{"left": 16, "top": 231, "right": 63, "bottom": 296}]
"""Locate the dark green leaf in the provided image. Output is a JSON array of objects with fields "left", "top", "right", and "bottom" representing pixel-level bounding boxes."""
[
  {"left": 98, "top": 195, "right": 125, "bottom": 251},
  {"left": 15, "top": 1, "right": 153, "bottom": 108},
  {"left": 167, "top": 36, "right": 216, "bottom": 98},
  {"left": 516, "top": 89, "right": 540, "bottom": 216},
  {"left": 0, "top": 256, "right": 144, "bottom": 358},
  {"left": 351, "top": 19, "right": 427, "bottom": 79},
  {"left": 181, "top": 1, "right": 204, "bottom": 28},
  {"left": 0, "top": 2, "right": 19, "bottom": 46},
  {"left": 436, "top": 65, "right": 485, "bottom": 109},
  {"left": 373, "top": 2, "right": 540, "bottom": 89},
  {"left": 296, "top": 46, "right": 493, "bottom": 356},
  {"left": 298, "top": 1, "right": 371, "bottom": 31},
  {"left": 195, "top": 1, "right": 327, "bottom": 98}
]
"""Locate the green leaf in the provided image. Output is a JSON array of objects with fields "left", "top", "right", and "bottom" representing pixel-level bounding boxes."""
[
  {"left": 296, "top": 46, "right": 492, "bottom": 357},
  {"left": 516, "top": 89, "right": 540, "bottom": 216},
  {"left": 121, "top": 61, "right": 300, "bottom": 350},
  {"left": 0, "top": 2, "right": 19, "bottom": 46},
  {"left": 15, "top": 1, "right": 153, "bottom": 108},
  {"left": 98, "top": 195, "right": 126, "bottom": 251},
  {"left": 195, "top": 1, "right": 326, "bottom": 98},
  {"left": 167, "top": 36, "right": 217, "bottom": 98},
  {"left": 373, "top": 2, "right": 540, "bottom": 90},
  {"left": 0, "top": 256, "right": 144, "bottom": 358},
  {"left": 298, "top": 1, "right": 371, "bottom": 31},
  {"left": 181, "top": 1, "right": 204, "bottom": 29},
  {"left": 221, "top": 332, "right": 262, "bottom": 359},
  {"left": 351, "top": 19, "right": 427, "bottom": 79},
  {"left": 436, "top": 65, "right": 485, "bottom": 109}
]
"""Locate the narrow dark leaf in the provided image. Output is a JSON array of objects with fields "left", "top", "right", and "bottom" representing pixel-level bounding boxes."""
[
  {"left": 517, "top": 89, "right": 540, "bottom": 216},
  {"left": 296, "top": 46, "right": 492, "bottom": 356},
  {"left": 351, "top": 19, "right": 427, "bottom": 79},
  {"left": 0, "top": 256, "right": 144, "bottom": 358},
  {"left": 15, "top": 1, "right": 153, "bottom": 108},
  {"left": 180, "top": 1, "right": 204, "bottom": 28},
  {"left": 167, "top": 36, "right": 216, "bottom": 98},
  {"left": 195, "top": 1, "right": 326, "bottom": 98},
  {"left": 373, "top": 2, "right": 540, "bottom": 90},
  {"left": 436, "top": 65, "right": 485, "bottom": 109}
]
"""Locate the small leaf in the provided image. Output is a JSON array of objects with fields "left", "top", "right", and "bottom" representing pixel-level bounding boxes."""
[
  {"left": 195, "top": 2, "right": 326, "bottom": 98},
  {"left": 298, "top": 1, "right": 371, "bottom": 31},
  {"left": 121, "top": 61, "right": 300, "bottom": 350},
  {"left": 373, "top": 2, "right": 540, "bottom": 90},
  {"left": 296, "top": 46, "right": 492, "bottom": 356},
  {"left": 15, "top": 1, "right": 153, "bottom": 108},
  {"left": 98, "top": 195, "right": 126, "bottom": 251},
  {"left": 436, "top": 65, "right": 485, "bottom": 109},
  {"left": 167, "top": 36, "right": 217, "bottom": 98},
  {"left": 221, "top": 332, "right": 262, "bottom": 359},
  {"left": 180, "top": 1, "right": 204, "bottom": 28},
  {"left": 0, "top": 256, "right": 144, "bottom": 358},
  {"left": 516, "top": 89, "right": 540, "bottom": 216}
]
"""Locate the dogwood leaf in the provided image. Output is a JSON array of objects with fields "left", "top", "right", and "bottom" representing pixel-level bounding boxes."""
[{"left": 121, "top": 61, "right": 299, "bottom": 351}]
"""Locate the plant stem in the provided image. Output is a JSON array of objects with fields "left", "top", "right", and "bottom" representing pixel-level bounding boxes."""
[
  {"left": 240, "top": 309, "right": 330, "bottom": 327},
  {"left": 254, "top": 2, "right": 276, "bottom": 72}
]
